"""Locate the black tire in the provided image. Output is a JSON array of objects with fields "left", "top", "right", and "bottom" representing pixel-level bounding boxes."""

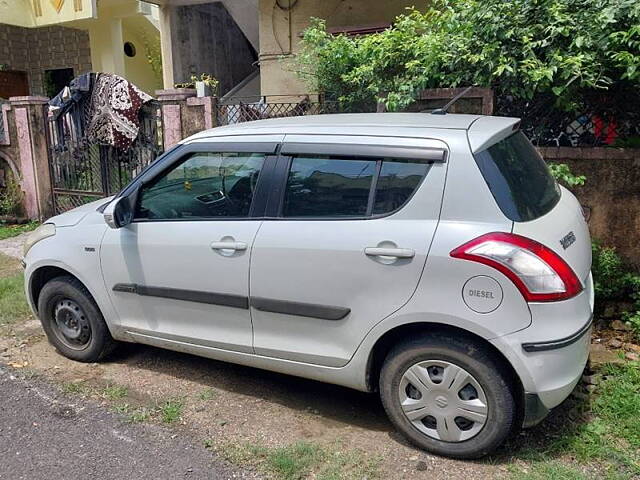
[
  {"left": 37, "top": 276, "right": 117, "bottom": 362},
  {"left": 379, "top": 332, "right": 516, "bottom": 459}
]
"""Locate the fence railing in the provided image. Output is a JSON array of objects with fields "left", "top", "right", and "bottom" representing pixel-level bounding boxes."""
[
  {"left": 215, "top": 96, "right": 340, "bottom": 126},
  {"left": 47, "top": 100, "right": 163, "bottom": 213}
]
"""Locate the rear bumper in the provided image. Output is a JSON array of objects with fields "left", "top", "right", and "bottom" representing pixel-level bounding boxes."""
[
  {"left": 519, "top": 317, "right": 591, "bottom": 427},
  {"left": 522, "top": 393, "right": 550, "bottom": 428},
  {"left": 491, "top": 275, "right": 593, "bottom": 417}
]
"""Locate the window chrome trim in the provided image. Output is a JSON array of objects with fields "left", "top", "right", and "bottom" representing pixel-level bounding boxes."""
[{"left": 280, "top": 142, "right": 447, "bottom": 162}]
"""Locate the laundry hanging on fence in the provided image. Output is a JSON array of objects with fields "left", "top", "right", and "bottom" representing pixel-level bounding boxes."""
[{"left": 86, "top": 74, "right": 153, "bottom": 149}]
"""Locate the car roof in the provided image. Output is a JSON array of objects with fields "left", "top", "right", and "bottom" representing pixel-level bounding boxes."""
[{"left": 185, "top": 113, "right": 521, "bottom": 151}]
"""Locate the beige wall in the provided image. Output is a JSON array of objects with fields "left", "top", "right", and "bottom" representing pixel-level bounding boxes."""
[
  {"left": 84, "top": 2, "right": 162, "bottom": 94},
  {"left": 258, "top": 0, "right": 416, "bottom": 98},
  {"left": 122, "top": 17, "right": 163, "bottom": 94},
  {"left": 0, "top": 23, "right": 92, "bottom": 96}
]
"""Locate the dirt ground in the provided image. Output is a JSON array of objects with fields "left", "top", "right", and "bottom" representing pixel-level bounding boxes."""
[{"left": 2, "top": 305, "right": 604, "bottom": 480}]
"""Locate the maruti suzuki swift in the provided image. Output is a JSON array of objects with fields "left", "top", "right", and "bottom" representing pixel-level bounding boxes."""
[{"left": 23, "top": 113, "right": 593, "bottom": 458}]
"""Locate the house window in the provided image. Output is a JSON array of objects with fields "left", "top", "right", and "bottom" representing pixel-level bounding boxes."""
[{"left": 124, "top": 42, "right": 137, "bottom": 58}]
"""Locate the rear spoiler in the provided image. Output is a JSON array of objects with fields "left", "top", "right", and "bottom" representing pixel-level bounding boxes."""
[{"left": 467, "top": 116, "right": 521, "bottom": 153}]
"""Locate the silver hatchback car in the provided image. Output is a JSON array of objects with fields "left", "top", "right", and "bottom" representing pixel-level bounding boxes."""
[{"left": 23, "top": 113, "right": 593, "bottom": 458}]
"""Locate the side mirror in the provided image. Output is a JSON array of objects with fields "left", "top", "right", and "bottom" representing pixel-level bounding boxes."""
[{"left": 103, "top": 193, "right": 135, "bottom": 229}]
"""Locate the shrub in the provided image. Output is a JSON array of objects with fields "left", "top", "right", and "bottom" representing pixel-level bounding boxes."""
[
  {"left": 297, "top": 0, "right": 640, "bottom": 113},
  {"left": 0, "top": 172, "right": 23, "bottom": 217},
  {"left": 591, "top": 240, "right": 631, "bottom": 302},
  {"left": 548, "top": 163, "right": 586, "bottom": 187},
  {"left": 591, "top": 241, "right": 640, "bottom": 338}
]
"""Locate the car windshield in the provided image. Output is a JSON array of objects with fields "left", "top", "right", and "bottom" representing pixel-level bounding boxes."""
[{"left": 473, "top": 131, "right": 560, "bottom": 222}]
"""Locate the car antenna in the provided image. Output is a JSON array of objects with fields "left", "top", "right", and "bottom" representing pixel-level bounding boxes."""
[{"left": 430, "top": 86, "right": 475, "bottom": 115}]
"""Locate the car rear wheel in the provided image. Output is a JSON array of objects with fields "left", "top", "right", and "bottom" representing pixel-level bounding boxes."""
[
  {"left": 379, "top": 333, "right": 516, "bottom": 459},
  {"left": 37, "top": 276, "right": 117, "bottom": 362}
]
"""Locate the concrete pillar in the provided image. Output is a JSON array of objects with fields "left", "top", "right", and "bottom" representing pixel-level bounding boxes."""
[
  {"left": 9, "top": 96, "right": 54, "bottom": 220},
  {"left": 156, "top": 89, "right": 219, "bottom": 149},
  {"left": 156, "top": 88, "right": 196, "bottom": 150},
  {"left": 88, "top": 17, "right": 126, "bottom": 76},
  {"left": 158, "top": 5, "right": 176, "bottom": 89}
]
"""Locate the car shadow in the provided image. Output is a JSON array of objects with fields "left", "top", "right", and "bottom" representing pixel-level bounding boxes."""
[
  {"left": 107, "top": 343, "right": 589, "bottom": 460},
  {"left": 107, "top": 343, "right": 391, "bottom": 432}
]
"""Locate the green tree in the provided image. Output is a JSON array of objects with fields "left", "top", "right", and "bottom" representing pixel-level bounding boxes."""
[{"left": 296, "top": 0, "right": 640, "bottom": 113}]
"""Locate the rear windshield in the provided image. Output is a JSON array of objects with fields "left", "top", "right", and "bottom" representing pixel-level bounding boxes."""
[{"left": 473, "top": 131, "right": 560, "bottom": 222}]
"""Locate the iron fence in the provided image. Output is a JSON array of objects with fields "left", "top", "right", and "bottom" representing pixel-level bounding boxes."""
[
  {"left": 48, "top": 101, "right": 163, "bottom": 213},
  {"left": 216, "top": 96, "right": 340, "bottom": 126},
  {"left": 496, "top": 88, "right": 640, "bottom": 148}
]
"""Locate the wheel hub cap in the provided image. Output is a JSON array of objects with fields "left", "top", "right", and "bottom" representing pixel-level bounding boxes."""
[{"left": 398, "top": 360, "right": 488, "bottom": 443}]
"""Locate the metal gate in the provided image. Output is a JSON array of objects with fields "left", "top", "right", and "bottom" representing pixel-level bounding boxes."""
[{"left": 47, "top": 101, "right": 163, "bottom": 214}]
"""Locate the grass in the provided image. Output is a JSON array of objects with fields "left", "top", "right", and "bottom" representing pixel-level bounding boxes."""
[
  {"left": 197, "top": 387, "right": 217, "bottom": 401},
  {"left": 0, "top": 273, "right": 31, "bottom": 326},
  {"left": 114, "top": 404, "right": 154, "bottom": 423},
  {"left": 159, "top": 398, "right": 184, "bottom": 424},
  {"left": 510, "top": 361, "right": 640, "bottom": 479},
  {"left": 509, "top": 462, "right": 590, "bottom": 480},
  {"left": 219, "top": 441, "right": 381, "bottom": 480},
  {"left": 62, "top": 381, "right": 91, "bottom": 395},
  {"left": 0, "top": 253, "right": 31, "bottom": 328},
  {"left": 0, "top": 222, "right": 38, "bottom": 241},
  {"left": 0, "top": 253, "right": 29, "bottom": 324},
  {"left": 101, "top": 383, "right": 129, "bottom": 400}
]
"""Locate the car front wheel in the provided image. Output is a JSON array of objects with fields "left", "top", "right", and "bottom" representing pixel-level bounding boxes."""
[
  {"left": 37, "top": 276, "right": 117, "bottom": 362},
  {"left": 379, "top": 333, "right": 516, "bottom": 459}
]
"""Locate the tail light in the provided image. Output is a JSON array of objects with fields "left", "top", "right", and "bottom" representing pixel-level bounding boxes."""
[{"left": 450, "top": 232, "right": 583, "bottom": 302}]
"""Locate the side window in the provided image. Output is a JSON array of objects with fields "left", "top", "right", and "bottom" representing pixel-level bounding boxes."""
[
  {"left": 136, "top": 152, "right": 265, "bottom": 220},
  {"left": 373, "top": 160, "right": 431, "bottom": 215},
  {"left": 281, "top": 155, "right": 431, "bottom": 218},
  {"left": 283, "top": 156, "right": 375, "bottom": 217}
]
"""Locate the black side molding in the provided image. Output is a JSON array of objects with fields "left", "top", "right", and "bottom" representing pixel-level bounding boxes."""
[
  {"left": 251, "top": 297, "right": 350, "bottom": 321},
  {"left": 112, "top": 283, "right": 249, "bottom": 309},
  {"left": 522, "top": 316, "right": 593, "bottom": 353},
  {"left": 112, "top": 284, "right": 350, "bottom": 320}
]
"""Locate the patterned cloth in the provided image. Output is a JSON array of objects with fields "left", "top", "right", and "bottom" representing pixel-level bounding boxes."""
[{"left": 86, "top": 74, "right": 152, "bottom": 149}]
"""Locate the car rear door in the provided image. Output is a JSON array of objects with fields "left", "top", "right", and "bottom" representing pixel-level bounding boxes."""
[{"left": 249, "top": 135, "right": 448, "bottom": 367}]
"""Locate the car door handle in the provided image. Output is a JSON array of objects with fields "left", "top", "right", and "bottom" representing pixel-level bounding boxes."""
[
  {"left": 210, "top": 241, "right": 247, "bottom": 251},
  {"left": 364, "top": 247, "right": 415, "bottom": 258}
]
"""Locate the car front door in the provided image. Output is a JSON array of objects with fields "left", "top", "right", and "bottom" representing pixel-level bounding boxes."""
[
  {"left": 100, "top": 138, "right": 280, "bottom": 353},
  {"left": 249, "top": 135, "right": 448, "bottom": 367}
]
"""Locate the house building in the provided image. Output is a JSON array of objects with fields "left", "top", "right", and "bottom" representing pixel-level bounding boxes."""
[
  {"left": 1, "top": 0, "right": 416, "bottom": 101},
  {"left": 152, "top": 0, "right": 416, "bottom": 100},
  {"left": 0, "top": 0, "right": 162, "bottom": 97}
]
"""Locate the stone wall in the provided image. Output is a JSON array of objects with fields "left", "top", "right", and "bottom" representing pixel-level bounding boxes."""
[
  {"left": 540, "top": 147, "right": 640, "bottom": 268},
  {"left": 0, "top": 23, "right": 92, "bottom": 96}
]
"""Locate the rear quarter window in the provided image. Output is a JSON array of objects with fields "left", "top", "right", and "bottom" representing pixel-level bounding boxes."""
[{"left": 473, "top": 131, "right": 560, "bottom": 222}]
